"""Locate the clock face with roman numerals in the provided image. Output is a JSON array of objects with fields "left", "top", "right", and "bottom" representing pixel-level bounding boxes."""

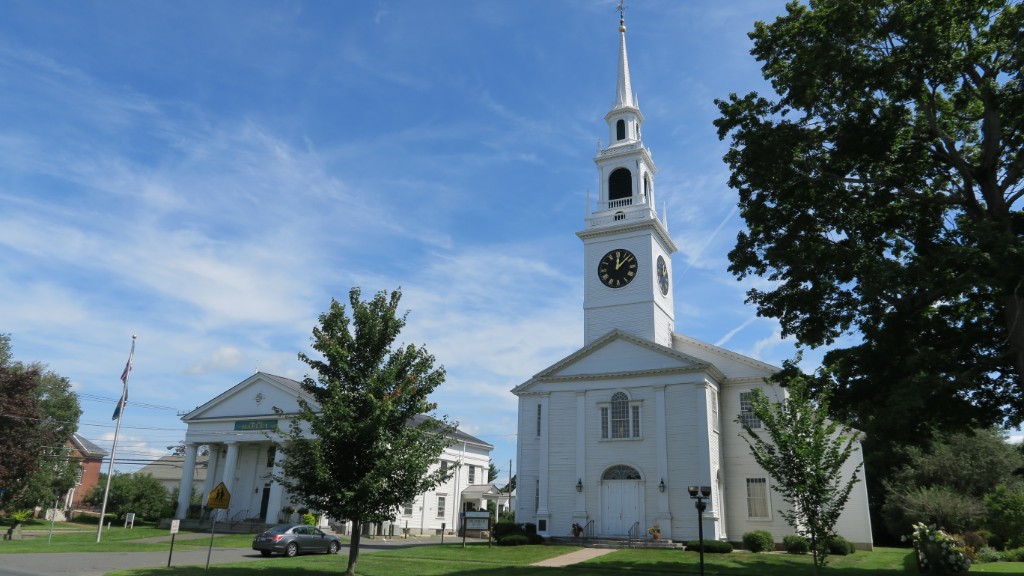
[
  {"left": 598, "top": 249, "right": 638, "bottom": 288},
  {"left": 657, "top": 255, "right": 670, "bottom": 295}
]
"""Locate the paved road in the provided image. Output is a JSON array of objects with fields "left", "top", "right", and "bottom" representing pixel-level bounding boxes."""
[{"left": 0, "top": 536, "right": 471, "bottom": 576}]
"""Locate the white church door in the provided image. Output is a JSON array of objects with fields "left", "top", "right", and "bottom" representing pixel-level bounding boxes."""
[{"left": 600, "top": 465, "right": 642, "bottom": 536}]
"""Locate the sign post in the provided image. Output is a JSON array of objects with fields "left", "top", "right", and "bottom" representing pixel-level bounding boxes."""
[
  {"left": 167, "top": 519, "right": 180, "bottom": 567},
  {"left": 205, "top": 482, "right": 231, "bottom": 574}
]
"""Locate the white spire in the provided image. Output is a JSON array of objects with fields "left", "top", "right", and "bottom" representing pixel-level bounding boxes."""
[{"left": 613, "top": 12, "right": 635, "bottom": 110}]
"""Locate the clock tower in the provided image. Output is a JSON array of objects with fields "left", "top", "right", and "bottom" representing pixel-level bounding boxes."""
[{"left": 577, "top": 11, "right": 677, "bottom": 347}]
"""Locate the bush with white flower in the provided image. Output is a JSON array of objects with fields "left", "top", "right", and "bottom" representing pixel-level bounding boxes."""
[{"left": 904, "top": 522, "right": 972, "bottom": 574}]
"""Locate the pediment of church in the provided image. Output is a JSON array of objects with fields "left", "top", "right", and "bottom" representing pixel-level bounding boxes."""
[
  {"left": 182, "top": 372, "right": 316, "bottom": 422},
  {"left": 513, "top": 330, "right": 716, "bottom": 393}
]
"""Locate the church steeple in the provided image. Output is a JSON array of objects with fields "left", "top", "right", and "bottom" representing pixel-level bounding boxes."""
[
  {"left": 577, "top": 8, "right": 677, "bottom": 347},
  {"left": 613, "top": 13, "right": 635, "bottom": 111}
]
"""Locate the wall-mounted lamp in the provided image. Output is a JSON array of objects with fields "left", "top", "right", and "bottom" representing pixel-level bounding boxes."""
[
  {"left": 576, "top": 479, "right": 583, "bottom": 493},
  {"left": 659, "top": 479, "right": 666, "bottom": 492}
]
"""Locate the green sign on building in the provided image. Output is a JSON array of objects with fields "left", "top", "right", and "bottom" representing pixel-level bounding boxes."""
[{"left": 233, "top": 419, "right": 278, "bottom": 431}]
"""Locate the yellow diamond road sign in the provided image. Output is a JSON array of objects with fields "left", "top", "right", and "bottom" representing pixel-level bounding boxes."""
[{"left": 207, "top": 482, "right": 231, "bottom": 509}]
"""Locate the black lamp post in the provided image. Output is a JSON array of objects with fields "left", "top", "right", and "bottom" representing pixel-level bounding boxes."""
[{"left": 687, "top": 485, "right": 712, "bottom": 576}]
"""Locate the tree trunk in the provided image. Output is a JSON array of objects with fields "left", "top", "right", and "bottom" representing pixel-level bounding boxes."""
[{"left": 345, "top": 519, "right": 361, "bottom": 576}]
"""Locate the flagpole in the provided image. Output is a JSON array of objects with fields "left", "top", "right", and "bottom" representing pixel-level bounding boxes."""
[{"left": 96, "top": 335, "right": 135, "bottom": 543}]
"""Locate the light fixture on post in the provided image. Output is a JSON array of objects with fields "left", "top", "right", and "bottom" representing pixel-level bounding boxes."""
[
  {"left": 659, "top": 478, "right": 666, "bottom": 492},
  {"left": 688, "top": 485, "right": 712, "bottom": 576},
  {"left": 576, "top": 479, "right": 583, "bottom": 493}
]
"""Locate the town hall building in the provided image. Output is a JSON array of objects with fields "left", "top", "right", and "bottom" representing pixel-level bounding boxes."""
[
  {"left": 511, "top": 14, "right": 873, "bottom": 547},
  {"left": 174, "top": 371, "right": 493, "bottom": 536}
]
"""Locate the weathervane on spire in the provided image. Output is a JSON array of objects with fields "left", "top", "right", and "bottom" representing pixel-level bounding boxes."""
[{"left": 617, "top": 0, "right": 627, "bottom": 31}]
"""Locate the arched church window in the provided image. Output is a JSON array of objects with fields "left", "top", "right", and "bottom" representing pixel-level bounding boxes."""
[
  {"left": 609, "top": 168, "right": 631, "bottom": 204},
  {"left": 602, "top": 465, "right": 642, "bottom": 480},
  {"left": 616, "top": 119, "right": 626, "bottom": 141},
  {"left": 614, "top": 211, "right": 625, "bottom": 221},
  {"left": 599, "top": 391, "right": 642, "bottom": 439}
]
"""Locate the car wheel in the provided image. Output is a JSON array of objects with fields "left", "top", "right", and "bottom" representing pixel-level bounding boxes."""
[
  {"left": 285, "top": 542, "right": 298, "bottom": 557},
  {"left": 260, "top": 550, "right": 272, "bottom": 557},
  {"left": 328, "top": 541, "right": 339, "bottom": 554}
]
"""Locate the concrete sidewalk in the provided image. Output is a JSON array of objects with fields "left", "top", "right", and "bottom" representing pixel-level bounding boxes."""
[{"left": 531, "top": 547, "right": 616, "bottom": 567}]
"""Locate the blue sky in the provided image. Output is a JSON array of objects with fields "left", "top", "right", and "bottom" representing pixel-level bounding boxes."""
[{"left": 3, "top": 1, "right": 1015, "bottom": 480}]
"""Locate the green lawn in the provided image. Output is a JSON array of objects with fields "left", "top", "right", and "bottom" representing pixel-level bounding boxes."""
[
  {"left": 106, "top": 544, "right": 1024, "bottom": 576},
  {"left": 0, "top": 523, "right": 252, "bottom": 554},
  {"left": 5, "top": 525, "right": 1024, "bottom": 575}
]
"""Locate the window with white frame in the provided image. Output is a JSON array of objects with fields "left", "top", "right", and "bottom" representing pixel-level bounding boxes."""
[
  {"left": 437, "top": 495, "right": 446, "bottom": 518},
  {"left": 739, "top": 391, "right": 762, "bottom": 429},
  {"left": 536, "top": 404, "right": 542, "bottom": 436},
  {"left": 468, "top": 465, "right": 476, "bottom": 484},
  {"left": 746, "top": 478, "right": 770, "bottom": 519},
  {"left": 711, "top": 389, "right": 720, "bottom": 432},
  {"left": 403, "top": 501, "right": 414, "bottom": 516},
  {"left": 599, "top": 392, "right": 641, "bottom": 439}
]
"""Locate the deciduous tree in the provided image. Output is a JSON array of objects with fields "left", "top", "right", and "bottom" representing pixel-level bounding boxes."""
[
  {"left": 276, "top": 288, "right": 454, "bottom": 576},
  {"left": 715, "top": 0, "right": 1024, "bottom": 446},
  {"left": 738, "top": 374, "right": 862, "bottom": 575}
]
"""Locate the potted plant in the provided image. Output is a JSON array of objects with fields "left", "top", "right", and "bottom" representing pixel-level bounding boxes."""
[
  {"left": 648, "top": 524, "right": 661, "bottom": 541},
  {"left": 280, "top": 505, "right": 295, "bottom": 523}
]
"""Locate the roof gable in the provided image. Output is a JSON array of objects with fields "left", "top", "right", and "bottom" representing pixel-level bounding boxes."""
[
  {"left": 183, "top": 372, "right": 315, "bottom": 422},
  {"left": 513, "top": 330, "right": 716, "bottom": 393}
]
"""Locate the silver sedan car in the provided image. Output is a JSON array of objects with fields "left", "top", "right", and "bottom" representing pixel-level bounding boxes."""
[{"left": 252, "top": 524, "right": 342, "bottom": 557}]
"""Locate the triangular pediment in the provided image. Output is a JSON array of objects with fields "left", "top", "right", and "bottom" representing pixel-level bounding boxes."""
[
  {"left": 182, "top": 372, "right": 317, "bottom": 422},
  {"left": 513, "top": 330, "right": 719, "bottom": 394}
]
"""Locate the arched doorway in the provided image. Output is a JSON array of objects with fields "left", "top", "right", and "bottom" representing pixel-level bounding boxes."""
[{"left": 600, "top": 465, "right": 642, "bottom": 536}]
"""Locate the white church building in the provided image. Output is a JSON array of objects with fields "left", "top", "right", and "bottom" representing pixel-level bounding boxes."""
[
  {"left": 512, "top": 14, "right": 873, "bottom": 548},
  {"left": 174, "top": 371, "right": 493, "bottom": 535}
]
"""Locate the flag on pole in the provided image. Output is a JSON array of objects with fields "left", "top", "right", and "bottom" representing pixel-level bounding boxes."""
[{"left": 112, "top": 337, "right": 135, "bottom": 420}]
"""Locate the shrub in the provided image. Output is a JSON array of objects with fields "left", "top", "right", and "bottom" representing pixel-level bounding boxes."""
[
  {"left": 498, "top": 534, "right": 529, "bottom": 546},
  {"left": 984, "top": 485, "right": 1024, "bottom": 550},
  {"left": 492, "top": 521, "right": 544, "bottom": 546},
  {"left": 1003, "top": 547, "right": 1024, "bottom": 562},
  {"left": 975, "top": 546, "right": 1002, "bottom": 563},
  {"left": 961, "top": 530, "right": 989, "bottom": 550},
  {"left": 783, "top": 535, "right": 810, "bottom": 554},
  {"left": 906, "top": 522, "right": 972, "bottom": 574},
  {"left": 686, "top": 539, "right": 733, "bottom": 553},
  {"left": 827, "top": 535, "right": 855, "bottom": 555},
  {"left": 742, "top": 530, "right": 775, "bottom": 552},
  {"left": 302, "top": 513, "right": 316, "bottom": 526}
]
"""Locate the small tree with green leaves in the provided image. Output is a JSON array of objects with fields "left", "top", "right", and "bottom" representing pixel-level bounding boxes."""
[
  {"left": 276, "top": 288, "right": 455, "bottom": 576},
  {"left": 738, "top": 370, "right": 863, "bottom": 575}
]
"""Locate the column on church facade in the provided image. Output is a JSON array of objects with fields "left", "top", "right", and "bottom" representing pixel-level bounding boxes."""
[
  {"left": 264, "top": 444, "right": 286, "bottom": 523},
  {"left": 654, "top": 386, "right": 672, "bottom": 538},
  {"left": 536, "top": 394, "right": 550, "bottom": 529},
  {"left": 574, "top": 392, "right": 587, "bottom": 520},
  {"left": 175, "top": 443, "right": 199, "bottom": 518}
]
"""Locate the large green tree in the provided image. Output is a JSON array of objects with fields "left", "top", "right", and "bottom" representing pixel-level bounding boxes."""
[
  {"left": 715, "top": 0, "right": 1024, "bottom": 445},
  {"left": 738, "top": 374, "right": 863, "bottom": 575},
  {"left": 0, "top": 334, "right": 82, "bottom": 512},
  {"left": 276, "top": 288, "right": 454, "bottom": 576},
  {"left": 86, "top": 473, "right": 171, "bottom": 520}
]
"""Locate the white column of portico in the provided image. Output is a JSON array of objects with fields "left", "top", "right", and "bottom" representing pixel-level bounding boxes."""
[
  {"left": 175, "top": 443, "right": 199, "bottom": 518},
  {"left": 220, "top": 441, "right": 240, "bottom": 520},
  {"left": 200, "top": 444, "right": 220, "bottom": 507},
  {"left": 264, "top": 445, "right": 286, "bottom": 523}
]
